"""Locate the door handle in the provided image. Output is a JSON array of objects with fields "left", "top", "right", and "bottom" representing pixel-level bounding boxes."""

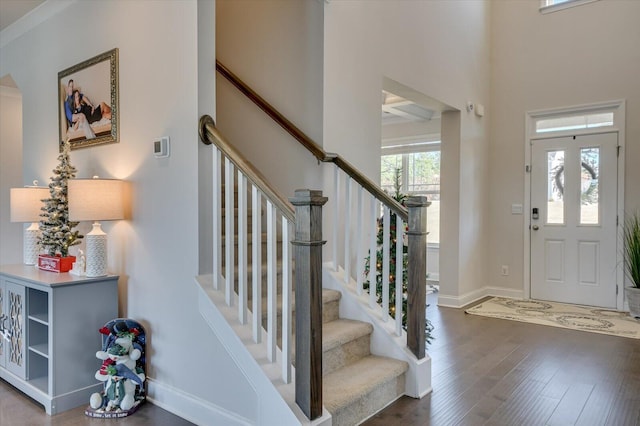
[{"left": 532, "top": 225, "right": 539, "bottom": 231}]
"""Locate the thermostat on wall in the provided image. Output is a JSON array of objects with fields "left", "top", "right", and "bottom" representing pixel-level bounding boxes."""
[{"left": 154, "top": 136, "right": 170, "bottom": 158}]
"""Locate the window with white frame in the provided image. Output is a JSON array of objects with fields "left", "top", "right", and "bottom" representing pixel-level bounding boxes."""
[
  {"left": 540, "top": 0, "right": 599, "bottom": 14},
  {"left": 381, "top": 143, "right": 440, "bottom": 244},
  {"left": 535, "top": 111, "right": 614, "bottom": 134}
]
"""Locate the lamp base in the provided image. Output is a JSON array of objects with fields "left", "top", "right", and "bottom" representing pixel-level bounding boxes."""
[
  {"left": 86, "top": 222, "right": 108, "bottom": 277},
  {"left": 24, "top": 222, "right": 40, "bottom": 265}
]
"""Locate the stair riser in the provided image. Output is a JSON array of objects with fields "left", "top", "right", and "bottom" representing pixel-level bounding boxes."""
[
  {"left": 323, "top": 335, "right": 371, "bottom": 376},
  {"left": 323, "top": 299, "right": 339, "bottom": 324},
  {"left": 332, "top": 375, "right": 406, "bottom": 426}
]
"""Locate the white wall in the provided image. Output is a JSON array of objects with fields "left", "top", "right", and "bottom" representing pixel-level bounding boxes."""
[
  {"left": 215, "top": 0, "right": 325, "bottom": 201},
  {"left": 381, "top": 119, "right": 442, "bottom": 145},
  {"left": 489, "top": 0, "right": 640, "bottom": 292},
  {"left": 0, "top": 1, "right": 258, "bottom": 423},
  {"left": 0, "top": 86, "right": 23, "bottom": 264},
  {"left": 323, "top": 1, "right": 492, "bottom": 303},
  {"left": 198, "top": 0, "right": 216, "bottom": 275}
]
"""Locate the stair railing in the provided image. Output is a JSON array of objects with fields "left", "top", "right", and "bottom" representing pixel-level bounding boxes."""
[
  {"left": 199, "top": 116, "right": 325, "bottom": 420},
  {"left": 215, "top": 60, "right": 429, "bottom": 360}
]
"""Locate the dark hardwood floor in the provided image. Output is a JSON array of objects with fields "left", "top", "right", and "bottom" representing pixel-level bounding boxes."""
[
  {"left": 3, "top": 295, "right": 639, "bottom": 425},
  {"left": 364, "top": 296, "right": 640, "bottom": 426},
  {"left": 0, "top": 380, "right": 194, "bottom": 426}
]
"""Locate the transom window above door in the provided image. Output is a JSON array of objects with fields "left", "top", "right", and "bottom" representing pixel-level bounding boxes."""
[{"left": 540, "top": 0, "right": 599, "bottom": 14}]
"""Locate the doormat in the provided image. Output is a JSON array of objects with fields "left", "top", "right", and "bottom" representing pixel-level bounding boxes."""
[{"left": 465, "top": 297, "right": 640, "bottom": 339}]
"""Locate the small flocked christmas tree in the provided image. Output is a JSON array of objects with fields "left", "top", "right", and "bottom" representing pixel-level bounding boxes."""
[
  {"left": 363, "top": 168, "right": 434, "bottom": 345},
  {"left": 38, "top": 140, "right": 83, "bottom": 256}
]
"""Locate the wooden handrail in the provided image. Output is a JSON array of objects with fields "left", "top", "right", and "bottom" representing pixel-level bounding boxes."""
[
  {"left": 216, "top": 61, "right": 327, "bottom": 163},
  {"left": 199, "top": 115, "right": 295, "bottom": 222},
  {"left": 333, "top": 156, "right": 408, "bottom": 222},
  {"left": 214, "top": 60, "right": 408, "bottom": 222}
]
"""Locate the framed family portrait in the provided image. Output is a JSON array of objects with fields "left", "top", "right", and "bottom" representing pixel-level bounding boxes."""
[{"left": 58, "top": 48, "right": 119, "bottom": 150}]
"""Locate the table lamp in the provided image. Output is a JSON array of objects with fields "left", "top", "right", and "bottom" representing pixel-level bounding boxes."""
[
  {"left": 68, "top": 177, "right": 124, "bottom": 277},
  {"left": 10, "top": 182, "right": 49, "bottom": 265}
]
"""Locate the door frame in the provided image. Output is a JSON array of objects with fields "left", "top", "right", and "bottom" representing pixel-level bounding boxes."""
[{"left": 523, "top": 100, "right": 626, "bottom": 310}]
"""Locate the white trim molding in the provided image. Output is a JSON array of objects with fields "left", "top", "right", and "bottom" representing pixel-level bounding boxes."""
[
  {"left": 437, "top": 286, "right": 525, "bottom": 309},
  {"left": 147, "top": 378, "right": 253, "bottom": 426}
]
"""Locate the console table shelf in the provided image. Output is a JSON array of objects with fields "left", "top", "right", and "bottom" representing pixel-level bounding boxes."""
[{"left": 0, "top": 264, "right": 118, "bottom": 415}]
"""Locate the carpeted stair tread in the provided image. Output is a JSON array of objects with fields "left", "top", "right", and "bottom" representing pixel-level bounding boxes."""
[
  {"left": 323, "top": 355, "right": 408, "bottom": 413},
  {"left": 322, "top": 319, "right": 372, "bottom": 353}
]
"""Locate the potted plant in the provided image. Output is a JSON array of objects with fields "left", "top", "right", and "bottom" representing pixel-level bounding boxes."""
[{"left": 623, "top": 212, "right": 640, "bottom": 318}]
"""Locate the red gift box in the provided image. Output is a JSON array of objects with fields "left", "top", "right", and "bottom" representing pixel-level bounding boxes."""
[{"left": 38, "top": 255, "right": 76, "bottom": 273}]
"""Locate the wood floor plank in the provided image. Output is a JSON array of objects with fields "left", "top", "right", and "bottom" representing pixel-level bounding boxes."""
[
  {"left": 0, "top": 378, "right": 194, "bottom": 426},
  {"left": 364, "top": 297, "right": 640, "bottom": 426},
  {"left": 545, "top": 383, "right": 594, "bottom": 426},
  {"left": 604, "top": 398, "right": 640, "bottom": 426},
  {"left": 484, "top": 377, "right": 548, "bottom": 425},
  {"left": 575, "top": 381, "right": 621, "bottom": 426}
]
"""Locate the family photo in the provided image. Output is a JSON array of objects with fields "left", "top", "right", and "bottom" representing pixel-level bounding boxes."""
[{"left": 58, "top": 48, "right": 118, "bottom": 150}]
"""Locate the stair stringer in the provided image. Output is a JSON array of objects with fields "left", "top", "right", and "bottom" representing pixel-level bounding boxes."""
[
  {"left": 322, "top": 264, "right": 432, "bottom": 399},
  {"left": 196, "top": 274, "right": 332, "bottom": 426}
]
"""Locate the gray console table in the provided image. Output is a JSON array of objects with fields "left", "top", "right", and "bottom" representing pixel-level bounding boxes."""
[{"left": 0, "top": 264, "right": 118, "bottom": 414}]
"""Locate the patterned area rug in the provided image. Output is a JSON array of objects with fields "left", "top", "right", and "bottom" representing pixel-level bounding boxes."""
[{"left": 466, "top": 297, "right": 640, "bottom": 339}]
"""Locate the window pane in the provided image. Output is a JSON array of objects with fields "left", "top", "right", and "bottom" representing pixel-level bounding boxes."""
[
  {"left": 536, "top": 112, "right": 613, "bottom": 134},
  {"left": 547, "top": 150, "right": 565, "bottom": 224},
  {"left": 580, "top": 147, "right": 599, "bottom": 225},
  {"left": 381, "top": 154, "right": 402, "bottom": 192},
  {"left": 406, "top": 151, "right": 441, "bottom": 198}
]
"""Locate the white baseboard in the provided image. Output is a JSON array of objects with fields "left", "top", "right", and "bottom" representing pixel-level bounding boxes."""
[
  {"left": 437, "top": 286, "right": 524, "bottom": 309},
  {"left": 147, "top": 378, "right": 252, "bottom": 426}
]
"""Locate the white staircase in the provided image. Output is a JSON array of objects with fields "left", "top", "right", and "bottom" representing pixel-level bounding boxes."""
[{"left": 198, "top": 115, "right": 430, "bottom": 426}]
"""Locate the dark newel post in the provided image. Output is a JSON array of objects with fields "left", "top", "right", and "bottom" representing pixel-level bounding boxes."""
[
  {"left": 290, "top": 189, "right": 327, "bottom": 420},
  {"left": 406, "top": 196, "right": 430, "bottom": 359}
]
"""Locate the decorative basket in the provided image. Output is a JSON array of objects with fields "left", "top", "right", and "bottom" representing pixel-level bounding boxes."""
[{"left": 38, "top": 255, "right": 76, "bottom": 273}]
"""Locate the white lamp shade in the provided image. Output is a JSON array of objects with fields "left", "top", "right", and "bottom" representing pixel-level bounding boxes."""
[
  {"left": 10, "top": 187, "right": 49, "bottom": 222},
  {"left": 68, "top": 178, "right": 125, "bottom": 222}
]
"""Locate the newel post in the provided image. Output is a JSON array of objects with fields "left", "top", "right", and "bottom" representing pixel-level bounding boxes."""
[
  {"left": 406, "top": 196, "right": 430, "bottom": 359},
  {"left": 290, "top": 189, "right": 327, "bottom": 420}
]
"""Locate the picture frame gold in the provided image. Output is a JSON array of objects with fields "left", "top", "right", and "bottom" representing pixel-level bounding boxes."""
[{"left": 58, "top": 48, "right": 119, "bottom": 151}]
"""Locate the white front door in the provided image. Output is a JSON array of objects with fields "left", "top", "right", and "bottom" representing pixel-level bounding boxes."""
[{"left": 530, "top": 133, "right": 618, "bottom": 308}]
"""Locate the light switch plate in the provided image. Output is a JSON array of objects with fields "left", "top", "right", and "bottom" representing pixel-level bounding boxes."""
[{"left": 511, "top": 203, "right": 523, "bottom": 214}]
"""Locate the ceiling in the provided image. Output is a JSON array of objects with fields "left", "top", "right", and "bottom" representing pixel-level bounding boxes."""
[
  {"left": 0, "top": 0, "right": 46, "bottom": 88},
  {"left": 381, "top": 90, "right": 438, "bottom": 126},
  {"left": 0, "top": 0, "right": 45, "bottom": 32}
]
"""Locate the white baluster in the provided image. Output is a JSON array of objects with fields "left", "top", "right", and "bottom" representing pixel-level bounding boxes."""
[
  {"left": 281, "top": 219, "right": 292, "bottom": 383},
  {"left": 252, "top": 187, "right": 262, "bottom": 344},
  {"left": 333, "top": 166, "right": 340, "bottom": 271},
  {"left": 344, "top": 177, "right": 352, "bottom": 283},
  {"left": 382, "top": 206, "right": 390, "bottom": 322},
  {"left": 395, "top": 214, "right": 404, "bottom": 336},
  {"left": 356, "top": 186, "right": 364, "bottom": 295},
  {"left": 225, "top": 158, "right": 235, "bottom": 307},
  {"left": 266, "top": 201, "right": 277, "bottom": 362},
  {"left": 213, "top": 148, "right": 221, "bottom": 289},
  {"left": 369, "top": 197, "right": 378, "bottom": 309},
  {"left": 238, "top": 172, "right": 247, "bottom": 324}
]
